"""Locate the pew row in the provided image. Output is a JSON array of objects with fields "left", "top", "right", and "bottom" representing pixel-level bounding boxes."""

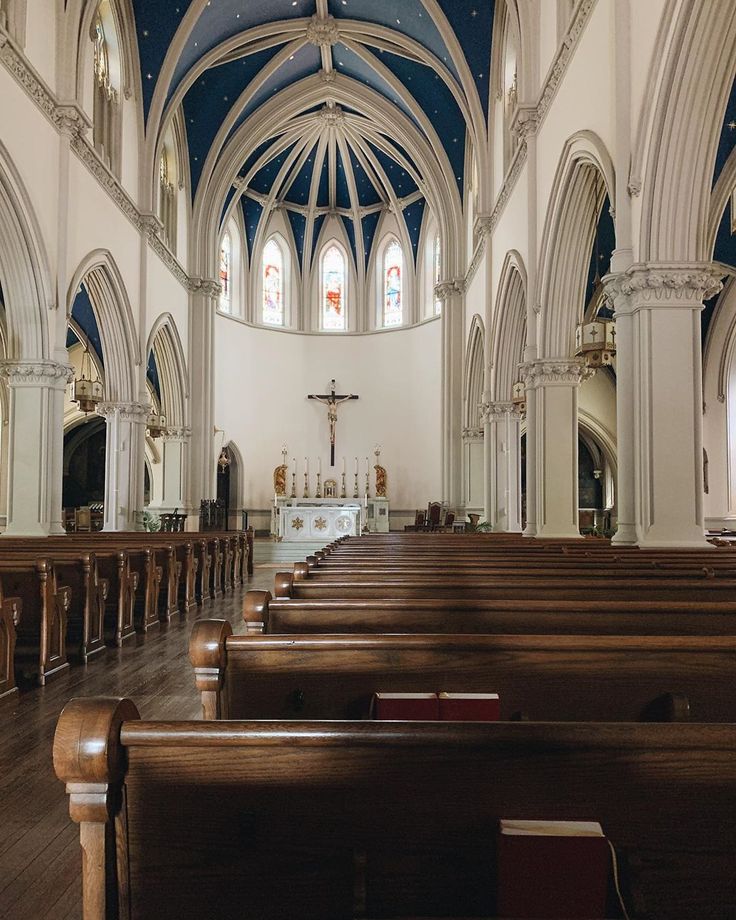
[
  {"left": 190, "top": 620, "right": 735, "bottom": 723},
  {"left": 244, "top": 590, "right": 736, "bottom": 636},
  {"left": 53, "top": 698, "right": 736, "bottom": 919},
  {"left": 0, "top": 580, "right": 21, "bottom": 698}
]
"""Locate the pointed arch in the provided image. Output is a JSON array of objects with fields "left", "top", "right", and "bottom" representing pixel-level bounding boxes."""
[
  {"left": 223, "top": 440, "right": 245, "bottom": 512},
  {"left": 491, "top": 251, "right": 527, "bottom": 402},
  {"left": 66, "top": 250, "right": 140, "bottom": 403},
  {"left": 146, "top": 314, "right": 189, "bottom": 428},
  {"left": 464, "top": 315, "right": 485, "bottom": 430},
  {"left": 537, "top": 132, "right": 615, "bottom": 358},
  {"left": 0, "top": 140, "right": 52, "bottom": 360}
]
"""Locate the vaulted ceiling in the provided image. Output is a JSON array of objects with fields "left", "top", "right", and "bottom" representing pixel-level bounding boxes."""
[{"left": 132, "top": 0, "right": 495, "bottom": 271}]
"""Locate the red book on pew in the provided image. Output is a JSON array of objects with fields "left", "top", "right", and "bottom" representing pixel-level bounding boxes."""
[
  {"left": 438, "top": 692, "right": 500, "bottom": 722},
  {"left": 497, "top": 820, "right": 609, "bottom": 919},
  {"left": 372, "top": 692, "right": 439, "bottom": 720}
]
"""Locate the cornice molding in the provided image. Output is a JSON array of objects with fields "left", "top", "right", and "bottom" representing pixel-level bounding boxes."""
[
  {"left": 518, "top": 358, "right": 591, "bottom": 388},
  {"left": 0, "top": 38, "right": 192, "bottom": 291},
  {"left": 0, "top": 359, "right": 73, "bottom": 388}
]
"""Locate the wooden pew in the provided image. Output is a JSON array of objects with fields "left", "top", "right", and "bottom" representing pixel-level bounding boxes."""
[
  {"left": 245, "top": 590, "right": 736, "bottom": 636},
  {"left": 54, "top": 697, "right": 736, "bottom": 919},
  {"left": 0, "top": 579, "right": 21, "bottom": 699},
  {"left": 190, "top": 620, "right": 735, "bottom": 723},
  {"left": 0, "top": 560, "right": 71, "bottom": 685}
]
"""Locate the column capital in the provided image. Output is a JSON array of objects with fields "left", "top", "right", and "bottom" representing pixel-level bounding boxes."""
[
  {"left": 162, "top": 426, "right": 192, "bottom": 442},
  {"left": 434, "top": 278, "right": 465, "bottom": 301},
  {"left": 603, "top": 262, "right": 728, "bottom": 313},
  {"left": 518, "top": 358, "right": 591, "bottom": 389},
  {"left": 0, "top": 359, "right": 73, "bottom": 389},
  {"left": 97, "top": 401, "right": 149, "bottom": 423},
  {"left": 189, "top": 277, "right": 222, "bottom": 298},
  {"left": 480, "top": 400, "right": 522, "bottom": 423}
]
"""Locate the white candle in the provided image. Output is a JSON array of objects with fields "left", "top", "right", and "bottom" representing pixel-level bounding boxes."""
[
  {"left": 342, "top": 457, "right": 346, "bottom": 474},
  {"left": 305, "top": 456, "right": 309, "bottom": 474},
  {"left": 318, "top": 457, "right": 322, "bottom": 474},
  {"left": 292, "top": 457, "right": 296, "bottom": 474},
  {"left": 354, "top": 457, "right": 358, "bottom": 474}
]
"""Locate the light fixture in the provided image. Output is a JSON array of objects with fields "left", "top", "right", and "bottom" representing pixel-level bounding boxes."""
[
  {"left": 218, "top": 448, "right": 231, "bottom": 472},
  {"left": 512, "top": 380, "right": 526, "bottom": 416},
  {"left": 575, "top": 318, "right": 616, "bottom": 369},
  {"left": 71, "top": 337, "right": 104, "bottom": 413}
]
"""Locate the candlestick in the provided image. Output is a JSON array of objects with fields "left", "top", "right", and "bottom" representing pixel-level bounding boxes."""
[
  {"left": 340, "top": 472, "right": 347, "bottom": 499},
  {"left": 303, "top": 470, "right": 310, "bottom": 499},
  {"left": 318, "top": 457, "right": 322, "bottom": 475},
  {"left": 290, "top": 471, "right": 296, "bottom": 499},
  {"left": 342, "top": 456, "right": 346, "bottom": 475},
  {"left": 354, "top": 456, "right": 358, "bottom": 475},
  {"left": 365, "top": 470, "right": 370, "bottom": 498},
  {"left": 353, "top": 472, "right": 359, "bottom": 499},
  {"left": 315, "top": 472, "right": 323, "bottom": 498},
  {"left": 305, "top": 456, "right": 309, "bottom": 475}
]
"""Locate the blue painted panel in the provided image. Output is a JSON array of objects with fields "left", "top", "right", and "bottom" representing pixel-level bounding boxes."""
[
  {"left": 403, "top": 198, "right": 427, "bottom": 264},
  {"left": 183, "top": 46, "right": 284, "bottom": 196},
  {"left": 311, "top": 214, "right": 327, "bottom": 261},
  {"left": 132, "top": 1, "right": 194, "bottom": 118},
  {"left": 328, "top": 0, "right": 459, "bottom": 81},
  {"left": 173, "top": 0, "right": 313, "bottom": 91},
  {"left": 283, "top": 141, "right": 319, "bottom": 205},
  {"left": 147, "top": 351, "right": 161, "bottom": 402},
  {"left": 367, "top": 142, "right": 419, "bottom": 197},
  {"left": 342, "top": 216, "right": 358, "bottom": 268},
  {"left": 250, "top": 141, "right": 299, "bottom": 195},
  {"left": 584, "top": 196, "right": 615, "bottom": 307},
  {"left": 435, "top": 0, "right": 494, "bottom": 116},
  {"left": 317, "top": 155, "right": 331, "bottom": 207},
  {"left": 70, "top": 284, "right": 104, "bottom": 367},
  {"left": 349, "top": 148, "right": 382, "bottom": 207},
  {"left": 287, "top": 210, "right": 308, "bottom": 269},
  {"left": 713, "top": 76, "right": 736, "bottom": 187},
  {"left": 243, "top": 197, "right": 264, "bottom": 256},
  {"left": 332, "top": 43, "right": 419, "bottom": 127},
  {"left": 336, "top": 147, "right": 352, "bottom": 210},
  {"left": 361, "top": 211, "right": 381, "bottom": 267}
]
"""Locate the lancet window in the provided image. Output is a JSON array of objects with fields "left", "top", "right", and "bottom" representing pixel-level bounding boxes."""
[
  {"left": 263, "top": 239, "right": 284, "bottom": 326},
  {"left": 322, "top": 245, "right": 346, "bottom": 331},
  {"left": 383, "top": 240, "right": 403, "bottom": 327}
]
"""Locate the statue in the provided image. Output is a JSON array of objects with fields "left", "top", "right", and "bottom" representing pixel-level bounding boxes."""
[
  {"left": 374, "top": 463, "right": 387, "bottom": 498},
  {"left": 273, "top": 463, "right": 288, "bottom": 497}
]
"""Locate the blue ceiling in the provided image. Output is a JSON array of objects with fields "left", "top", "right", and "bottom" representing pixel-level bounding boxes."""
[
  {"left": 713, "top": 75, "right": 736, "bottom": 187},
  {"left": 67, "top": 284, "right": 104, "bottom": 366},
  {"left": 585, "top": 196, "right": 615, "bottom": 308}
]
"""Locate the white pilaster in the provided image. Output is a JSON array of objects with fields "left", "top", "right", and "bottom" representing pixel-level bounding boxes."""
[
  {"left": 521, "top": 359, "right": 589, "bottom": 539},
  {"left": 188, "top": 279, "right": 220, "bottom": 510},
  {"left": 97, "top": 401, "right": 148, "bottom": 531},
  {"left": 605, "top": 263, "right": 725, "bottom": 547},
  {"left": 481, "top": 401, "right": 523, "bottom": 532},
  {"left": 159, "top": 426, "right": 191, "bottom": 513},
  {"left": 0, "top": 360, "right": 72, "bottom": 536},
  {"left": 436, "top": 279, "right": 465, "bottom": 509}
]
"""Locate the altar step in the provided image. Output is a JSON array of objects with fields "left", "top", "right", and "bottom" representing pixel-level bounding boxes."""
[{"left": 252, "top": 540, "right": 327, "bottom": 566}]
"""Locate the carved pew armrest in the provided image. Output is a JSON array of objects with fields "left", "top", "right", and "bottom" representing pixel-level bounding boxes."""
[
  {"left": 243, "top": 590, "right": 271, "bottom": 632},
  {"left": 189, "top": 620, "right": 233, "bottom": 719}
]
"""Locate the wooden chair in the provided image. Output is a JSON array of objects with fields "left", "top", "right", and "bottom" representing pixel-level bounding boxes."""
[
  {"left": 404, "top": 510, "right": 426, "bottom": 532},
  {"left": 437, "top": 510, "right": 456, "bottom": 533},
  {"left": 75, "top": 506, "right": 92, "bottom": 533},
  {"left": 425, "top": 502, "right": 442, "bottom": 531}
]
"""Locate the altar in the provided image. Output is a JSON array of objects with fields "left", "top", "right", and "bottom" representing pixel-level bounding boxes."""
[{"left": 274, "top": 498, "right": 364, "bottom": 542}]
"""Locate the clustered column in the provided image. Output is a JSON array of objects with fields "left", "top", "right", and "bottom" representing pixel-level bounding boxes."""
[
  {"left": 520, "top": 359, "right": 590, "bottom": 539},
  {"left": 0, "top": 360, "right": 71, "bottom": 536},
  {"left": 481, "top": 400, "right": 523, "bottom": 532},
  {"left": 97, "top": 401, "right": 148, "bottom": 532},
  {"left": 435, "top": 279, "right": 465, "bottom": 510},
  {"left": 604, "top": 263, "right": 724, "bottom": 547}
]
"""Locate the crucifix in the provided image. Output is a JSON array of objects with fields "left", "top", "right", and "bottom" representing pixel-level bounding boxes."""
[{"left": 308, "top": 379, "right": 359, "bottom": 466}]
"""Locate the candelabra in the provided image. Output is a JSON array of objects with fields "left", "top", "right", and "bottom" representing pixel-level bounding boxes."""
[
  {"left": 290, "top": 471, "right": 297, "bottom": 499},
  {"left": 353, "top": 473, "right": 359, "bottom": 499},
  {"left": 365, "top": 470, "right": 370, "bottom": 498},
  {"left": 315, "top": 473, "right": 323, "bottom": 498},
  {"left": 340, "top": 472, "right": 347, "bottom": 498},
  {"left": 303, "top": 472, "right": 310, "bottom": 499}
]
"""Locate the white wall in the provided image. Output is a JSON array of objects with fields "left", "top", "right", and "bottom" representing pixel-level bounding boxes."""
[{"left": 214, "top": 317, "right": 442, "bottom": 526}]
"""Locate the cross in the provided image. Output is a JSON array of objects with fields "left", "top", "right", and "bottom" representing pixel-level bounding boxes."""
[{"left": 308, "top": 379, "right": 359, "bottom": 467}]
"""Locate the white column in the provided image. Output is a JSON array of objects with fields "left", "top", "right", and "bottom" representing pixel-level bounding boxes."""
[
  {"left": 160, "top": 427, "right": 191, "bottom": 513},
  {"left": 481, "top": 401, "right": 523, "bottom": 532},
  {"left": 98, "top": 401, "right": 148, "bottom": 532},
  {"left": 188, "top": 279, "right": 219, "bottom": 514},
  {"left": 605, "top": 264, "right": 724, "bottom": 547},
  {"left": 0, "top": 360, "right": 71, "bottom": 536},
  {"left": 436, "top": 280, "right": 465, "bottom": 509},
  {"left": 521, "top": 359, "right": 588, "bottom": 540}
]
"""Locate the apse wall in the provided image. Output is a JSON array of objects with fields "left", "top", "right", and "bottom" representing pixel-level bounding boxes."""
[{"left": 214, "top": 317, "right": 442, "bottom": 531}]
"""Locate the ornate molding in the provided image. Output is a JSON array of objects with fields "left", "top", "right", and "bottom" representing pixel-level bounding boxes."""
[
  {"left": 306, "top": 15, "right": 339, "bottom": 48},
  {"left": 435, "top": 279, "right": 465, "bottom": 301},
  {"left": 319, "top": 68, "right": 337, "bottom": 85},
  {"left": 54, "top": 103, "right": 90, "bottom": 139},
  {"left": 511, "top": 104, "right": 538, "bottom": 141},
  {"left": 604, "top": 263, "right": 728, "bottom": 309},
  {"left": 97, "top": 401, "right": 149, "bottom": 423},
  {"left": 0, "top": 33, "right": 56, "bottom": 121},
  {"left": 162, "top": 426, "right": 192, "bottom": 441},
  {"left": 537, "top": 0, "right": 595, "bottom": 125},
  {"left": 320, "top": 103, "right": 344, "bottom": 126},
  {"left": 462, "top": 426, "right": 484, "bottom": 440},
  {"left": 190, "top": 277, "right": 222, "bottom": 298},
  {"left": 518, "top": 359, "right": 591, "bottom": 389},
  {"left": 0, "top": 359, "right": 73, "bottom": 388}
]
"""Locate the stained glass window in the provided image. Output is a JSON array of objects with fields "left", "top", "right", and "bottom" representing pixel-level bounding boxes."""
[
  {"left": 434, "top": 234, "right": 442, "bottom": 315},
  {"left": 263, "top": 238, "right": 284, "bottom": 326},
  {"left": 219, "top": 232, "right": 232, "bottom": 313},
  {"left": 322, "top": 245, "right": 346, "bottom": 331},
  {"left": 383, "top": 240, "right": 403, "bottom": 327}
]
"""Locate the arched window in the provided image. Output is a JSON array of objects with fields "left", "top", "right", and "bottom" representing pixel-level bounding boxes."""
[
  {"left": 219, "top": 232, "right": 232, "bottom": 313},
  {"left": 322, "top": 245, "right": 346, "bottom": 331},
  {"left": 262, "top": 239, "right": 284, "bottom": 326},
  {"left": 383, "top": 240, "right": 403, "bottom": 327},
  {"left": 434, "top": 234, "right": 442, "bottom": 315},
  {"left": 91, "top": 2, "right": 121, "bottom": 174}
]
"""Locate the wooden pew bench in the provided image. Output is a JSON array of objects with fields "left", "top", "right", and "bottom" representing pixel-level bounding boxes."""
[
  {"left": 245, "top": 590, "right": 736, "bottom": 636},
  {"left": 54, "top": 698, "right": 736, "bottom": 919},
  {"left": 0, "top": 579, "right": 22, "bottom": 698},
  {"left": 190, "top": 621, "right": 736, "bottom": 723},
  {"left": 0, "top": 559, "right": 71, "bottom": 685}
]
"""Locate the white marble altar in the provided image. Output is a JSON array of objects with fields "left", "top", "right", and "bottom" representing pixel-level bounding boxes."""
[{"left": 274, "top": 498, "right": 364, "bottom": 542}]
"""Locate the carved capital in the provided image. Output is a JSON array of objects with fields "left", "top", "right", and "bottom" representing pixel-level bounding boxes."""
[
  {"left": 306, "top": 14, "right": 339, "bottom": 48},
  {"left": 0, "top": 359, "right": 73, "bottom": 388},
  {"left": 189, "top": 277, "right": 222, "bottom": 298},
  {"left": 434, "top": 279, "right": 465, "bottom": 301},
  {"left": 162, "top": 426, "right": 192, "bottom": 442},
  {"left": 480, "top": 400, "right": 521, "bottom": 424},
  {"left": 603, "top": 263, "right": 727, "bottom": 313},
  {"left": 97, "top": 401, "right": 149, "bottom": 423},
  {"left": 518, "top": 359, "right": 591, "bottom": 389}
]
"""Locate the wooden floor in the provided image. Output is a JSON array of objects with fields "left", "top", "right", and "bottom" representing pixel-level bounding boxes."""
[{"left": 0, "top": 567, "right": 273, "bottom": 920}]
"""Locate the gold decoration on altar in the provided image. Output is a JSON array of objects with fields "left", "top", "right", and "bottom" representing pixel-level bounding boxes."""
[
  {"left": 324, "top": 478, "right": 337, "bottom": 498},
  {"left": 314, "top": 517, "right": 328, "bottom": 531},
  {"left": 374, "top": 445, "right": 387, "bottom": 498},
  {"left": 273, "top": 445, "right": 289, "bottom": 496},
  {"left": 291, "top": 516, "right": 305, "bottom": 531}
]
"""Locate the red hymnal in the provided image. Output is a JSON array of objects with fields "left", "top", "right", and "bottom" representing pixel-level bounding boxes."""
[
  {"left": 372, "top": 692, "right": 440, "bottom": 720},
  {"left": 497, "top": 820, "right": 609, "bottom": 919},
  {"left": 438, "top": 692, "right": 500, "bottom": 721}
]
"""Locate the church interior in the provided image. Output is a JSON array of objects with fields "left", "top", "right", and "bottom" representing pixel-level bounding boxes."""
[{"left": 1, "top": 0, "right": 736, "bottom": 917}]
